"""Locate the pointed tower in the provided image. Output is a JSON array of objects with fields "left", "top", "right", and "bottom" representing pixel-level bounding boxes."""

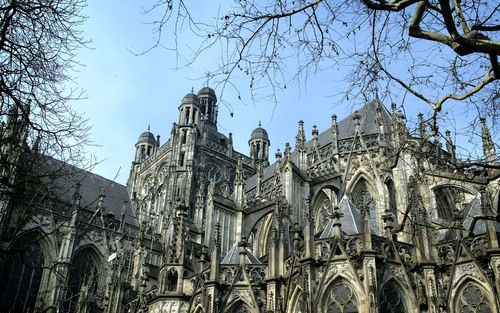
[
  {"left": 197, "top": 87, "right": 217, "bottom": 125},
  {"left": 128, "top": 127, "right": 156, "bottom": 194},
  {"left": 133, "top": 127, "right": 156, "bottom": 164},
  {"left": 480, "top": 117, "right": 497, "bottom": 165},
  {"left": 294, "top": 120, "right": 308, "bottom": 172},
  {"left": 248, "top": 121, "right": 270, "bottom": 167},
  {"left": 178, "top": 90, "right": 200, "bottom": 126}
]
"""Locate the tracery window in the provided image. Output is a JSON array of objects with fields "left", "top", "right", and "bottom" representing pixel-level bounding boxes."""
[
  {"left": 326, "top": 281, "right": 358, "bottom": 313},
  {"left": 0, "top": 239, "right": 45, "bottom": 312},
  {"left": 380, "top": 281, "right": 407, "bottom": 313},
  {"left": 313, "top": 188, "right": 337, "bottom": 234},
  {"left": 456, "top": 282, "right": 493, "bottom": 313},
  {"left": 64, "top": 248, "right": 100, "bottom": 313},
  {"left": 433, "top": 186, "right": 476, "bottom": 220}
]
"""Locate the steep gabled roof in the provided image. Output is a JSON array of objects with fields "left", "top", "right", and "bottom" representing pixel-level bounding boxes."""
[
  {"left": 221, "top": 242, "right": 261, "bottom": 265},
  {"left": 319, "top": 195, "right": 377, "bottom": 238},
  {"left": 34, "top": 156, "right": 137, "bottom": 227}
]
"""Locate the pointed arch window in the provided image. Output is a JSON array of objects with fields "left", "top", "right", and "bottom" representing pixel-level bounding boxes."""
[
  {"left": 326, "top": 280, "right": 358, "bottom": 313},
  {"left": 456, "top": 281, "right": 493, "bottom": 313},
  {"left": 166, "top": 268, "right": 178, "bottom": 291},
  {"left": 64, "top": 248, "right": 100, "bottom": 313},
  {"left": 230, "top": 303, "right": 249, "bottom": 313},
  {"left": 313, "top": 188, "right": 337, "bottom": 234},
  {"left": 380, "top": 281, "right": 407, "bottom": 313},
  {"left": 352, "top": 179, "right": 376, "bottom": 231},
  {"left": 0, "top": 238, "right": 45, "bottom": 312}
]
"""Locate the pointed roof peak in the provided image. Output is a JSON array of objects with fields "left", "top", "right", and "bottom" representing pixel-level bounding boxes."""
[{"left": 221, "top": 242, "right": 261, "bottom": 265}]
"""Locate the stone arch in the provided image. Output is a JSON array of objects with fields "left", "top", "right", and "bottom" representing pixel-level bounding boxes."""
[
  {"left": 156, "top": 161, "right": 169, "bottom": 177},
  {"left": 287, "top": 285, "right": 305, "bottom": 313},
  {"left": 193, "top": 304, "right": 205, "bottom": 313},
  {"left": 431, "top": 183, "right": 479, "bottom": 220},
  {"left": 345, "top": 170, "right": 377, "bottom": 196},
  {"left": 379, "top": 279, "right": 413, "bottom": 313},
  {"left": 64, "top": 245, "right": 102, "bottom": 312},
  {"left": 74, "top": 237, "right": 107, "bottom": 262},
  {"left": 142, "top": 174, "right": 154, "bottom": 193},
  {"left": 311, "top": 186, "right": 339, "bottom": 234},
  {"left": 452, "top": 278, "right": 497, "bottom": 313},
  {"left": 430, "top": 182, "right": 479, "bottom": 197},
  {"left": 224, "top": 299, "right": 254, "bottom": 313},
  {"left": 256, "top": 212, "right": 273, "bottom": 257},
  {"left": 319, "top": 277, "right": 363, "bottom": 313},
  {"left": 0, "top": 230, "right": 50, "bottom": 312},
  {"left": 166, "top": 268, "right": 179, "bottom": 292},
  {"left": 12, "top": 227, "right": 58, "bottom": 262}
]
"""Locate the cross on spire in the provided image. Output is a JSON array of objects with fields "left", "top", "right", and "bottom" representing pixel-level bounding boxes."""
[{"left": 205, "top": 72, "right": 211, "bottom": 87}]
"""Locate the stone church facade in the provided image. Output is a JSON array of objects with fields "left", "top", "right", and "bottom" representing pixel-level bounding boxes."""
[{"left": 0, "top": 87, "right": 499, "bottom": 313}]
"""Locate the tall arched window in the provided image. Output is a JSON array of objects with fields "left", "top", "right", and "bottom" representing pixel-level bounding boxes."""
[
  {"left": 166, "top": 269, "right": 178, "bottom": 291},
  {"left": 455, "top": 281, "right": 493, "bottom": 313},
  {"left": 64, "top": 247, "right": 100, "bottom": 313},
  {"left": 380, "top": 281, "right": 407, "bottom": 313},
  {"left": 313, "top": 187, "right": 337, "bottom": 234},
  {"left": 352, "top": 178, "right": 377, "bottom": 231},
  {"left": 433, "top": 186, "right": 477, "bottom": 220},
  {"left": 0, "top": 238, "right": 45, "bottom": 312},
  {"left": 325, "top": 280, "right": 358, "bottom": 313}
]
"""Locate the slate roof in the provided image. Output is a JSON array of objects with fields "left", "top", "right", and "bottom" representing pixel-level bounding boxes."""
[
  {"left": 221, "top": 242, "right": 261, "bottom": 265},
  {"left": 137, "top": 131, "right": 156, "bottom": 145},
  {"left": 320, "top": 195, "right": 377, "bottom": 238},
  {"left": 443, "top": 193, "right": 500, "bottom": 240},
  {"left": 245, "top": 100, "right": 391, "bottom": 190},
  {"left": 34, "top": 156, "right": 137, "bottom": 227}
]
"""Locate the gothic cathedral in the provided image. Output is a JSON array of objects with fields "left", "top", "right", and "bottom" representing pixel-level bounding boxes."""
[{"left": 0, "top": 87, "right": 499, "bottom": 313}]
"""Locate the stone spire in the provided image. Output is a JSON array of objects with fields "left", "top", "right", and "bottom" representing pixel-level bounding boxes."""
[
  {"left": 233, "top": 157, "right": 246, "bottom": 208},
  {"left": 480, "top": 117, "right": 496, "bottom": 164},
  {"left": 391, "top": 103, "right": 405, "bottom": 146},
  {"left": 445, "top": 130, "right": 456, "bottom": 163},
  {"left": 418, "top": 113, "right": 426, "bottom": 138},
  {"left": 249, "top": 121, "right": 270, "bottom": 167},
  {"left": 432, "top": 125, "right": 441, "bottom": 158},
  {"left": 311, "top": 125, "right": 321, "bottom": 162},
  {"left": 209, "top": 221, "right": 221, "bottom": 281},
  {"left": 295, "top": 120, "right": 306, "bottom": 151},
  {"left": 331, "top": 114, "right": 338, "bottom": 151},
  {"left": 295, "top": 120, "right": 308, "bottom": 172}
]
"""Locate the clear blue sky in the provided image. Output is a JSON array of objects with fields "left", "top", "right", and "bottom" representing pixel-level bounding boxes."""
[{"left": 70, "top": 1, "right": 482, "bottom": 185}]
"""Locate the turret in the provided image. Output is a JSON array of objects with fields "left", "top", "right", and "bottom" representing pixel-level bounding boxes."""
[
  {"left": 178, "top": 90, "right": 200, "bottom": 126},
  {"left": 294, "top": 120, "right": 308, "bottom": 171},
  {"left": 134, "top": 127, "right": 156, "bottom": 163},
  {"left": 249, "top": 121, "right": 270, "bottom": 167},
  {"left": 197, "top": 87, "right": 218, "bottom": 125}
]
